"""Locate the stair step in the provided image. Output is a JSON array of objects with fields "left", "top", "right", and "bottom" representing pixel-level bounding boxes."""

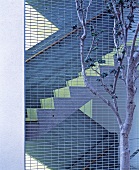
[
  {"left": 69, "top": 84, "right": 110, "bottom": 98},
  {"left": 40, "top": 97, "right": 55, "bottom": 109},
  {"left": 70, "top": 86, "right": 93, "bottom": 98},
  {"left": 66, "top": 75, "right": 85, "bottom": 87},
  {"left": 77, "top": 53, "right": 115, "bottom": 77},
  {"left": 26, "top": 108, "right": 38, "bottom": 122},
  {"left": 100, "top": 65, "right": 116, "bottom": 72},
  {"left": 40, "top": 93, "right": 93, "bottom": 111},
  {"left": 101, "top": 49, "right": 115, "bottom": 66},
  {"left": 66, "top": 75, "right": 102, "bottom": 87},
  {"left": 127, "top": 37, "right": 139, "bottom": 46},
  {"left": 53, "top": 86, "right": 70, "bottom": 98},
  {"left": 78, "top": 67, "right": 100, "bottom": 77},
  {"left": 67, "top": 67, "right": 117, "bottom": 87},
  {"left": 37, "top": 77, "right": 127, "bottom": 134}
]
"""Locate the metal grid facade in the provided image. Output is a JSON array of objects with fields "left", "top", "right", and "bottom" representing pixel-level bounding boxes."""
[{"left": 25, "top": 1, "right": 139, "bottom": 169}]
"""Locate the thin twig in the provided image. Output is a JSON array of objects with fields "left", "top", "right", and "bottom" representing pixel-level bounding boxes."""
[
  {"left": 113, "top": 18, "right": 119, "bottom": 51},
  {"left": 86, "top": 36, "right": 95, "bottom": 59},
  {"left": 85, "top": 0, "right": 92, "bottom": 22},
  {"left": 111, "top": 0, "right": 120, "bottom": 22},
  {"left": 112, "top": 66, "right": 120, "bottom": 94},
  {"left": 127, "top": 1, "right": 134, "bottom": 29},
  {"left": 100, "top": 78, "right": 113, "bottom": 96},
  {"left": 90, "top": 66, "right": 100, "bottom": 75}
]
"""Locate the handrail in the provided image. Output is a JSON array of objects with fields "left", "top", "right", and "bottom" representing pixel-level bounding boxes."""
[
  {"left": 25, "top": 12, "right": 107, "bottom": 63},
  {"left": 83, "top": 143, "right": 116, "bottom": 170},
  {"left": 130, "top": 148, "right": 139, "bottom": 159}
]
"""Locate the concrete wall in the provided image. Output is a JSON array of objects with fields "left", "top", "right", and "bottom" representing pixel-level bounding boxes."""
[{"left": 0, "top": 1, "right": 24, "bottom": 170}]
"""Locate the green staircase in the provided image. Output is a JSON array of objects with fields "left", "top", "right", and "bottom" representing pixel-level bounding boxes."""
[
  {"left": 26, "top": 48, "right": 115, "bottom": 124},
  {"left": 26, "top": 42, "right": 139, "bottom": 135},
  {"left": 26, "top": 43, "right": 139, "bottom": 170}
]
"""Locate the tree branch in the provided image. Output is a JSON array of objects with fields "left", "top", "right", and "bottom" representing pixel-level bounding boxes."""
[
  {"left": 91, "top": 67, "right": 124, "bottom": 125},
  {"left": 85, "top": 75, "right": 123, "bottom": 128},
  {"left": 112, "top": 59, "right": 124, "bottom": 93},
  {"left": 100, "top": 78, "right": 113, "bottom": 96},
  {"left": 130, "top": 22, "right": 139, "bottom": 57},
  {"left": 134, "top": 46, "right": 139, "bottom": 66},
  {"left": 75, "top": 0, "right": 84, "bottom": 26},
  {"left": 75, "top": 0, "right": 123, "bottom": 129},
  {"left": 113, "top": 18, "right": 119, "bottom": 51},
  {"left": 111, "top": 0, "right": 120, "bottom": 22},
  {"left": 90, "top": 66, "right": 100, "bottom": 75},
  {"left": 86, "top": 36, "right": 95, "bottom": 59},
  {"left": 113, "top": 96, "right": 123, "bottom": 129},
  {"left": 85, "top": 0, "right": 92, "bottom": 22}
]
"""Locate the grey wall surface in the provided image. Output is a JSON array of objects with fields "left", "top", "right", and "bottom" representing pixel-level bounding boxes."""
[{"left": 0, "top": 1, "right": 24, "bottom": 170}]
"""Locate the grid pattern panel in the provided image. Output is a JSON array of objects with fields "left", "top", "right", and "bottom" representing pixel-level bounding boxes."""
[
  {"left": 25, "top": 0, "right": 139, "bottom": 169},
  {"left": 25, "top": 2, "right": 59, "bottom": 50}
]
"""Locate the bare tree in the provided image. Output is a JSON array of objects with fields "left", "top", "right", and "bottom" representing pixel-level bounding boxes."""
[{"left": 75, "top": 0, "right": 139, "bottom": 169}]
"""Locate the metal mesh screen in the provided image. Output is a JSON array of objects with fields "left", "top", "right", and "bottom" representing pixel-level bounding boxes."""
[{"left": 25, "top": 0, "right": 139, "bottom": 169}]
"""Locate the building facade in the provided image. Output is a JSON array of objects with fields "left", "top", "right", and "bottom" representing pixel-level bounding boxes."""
[{"left": 25, "top": 1, "right": 139, "bottom": 169}]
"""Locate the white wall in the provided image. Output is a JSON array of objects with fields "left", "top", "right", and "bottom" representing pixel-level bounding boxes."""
[{"left": 0, "top": 1, "right": 24, "bottom": 170}]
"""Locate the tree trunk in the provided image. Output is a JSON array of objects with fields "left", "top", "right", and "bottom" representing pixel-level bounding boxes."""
[{"left": 120, "top": 131, "right": 130, "bottom": 170}]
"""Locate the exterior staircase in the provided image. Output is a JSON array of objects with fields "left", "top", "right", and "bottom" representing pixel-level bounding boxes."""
[
  {"left": 26, "top": 45, "right": 139, "bottom": 169},
  {"left": 25, "top": 48, "right": 121, "bottom": 169},
  {"left": 25, "top": 1, "right": 139, "bottom": 169},
  {"left": 26, "top": 110, "right": 119, "bottom": 170},
  {"left": 26, "top": 47, "right": 128, "bottom": 136}
]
